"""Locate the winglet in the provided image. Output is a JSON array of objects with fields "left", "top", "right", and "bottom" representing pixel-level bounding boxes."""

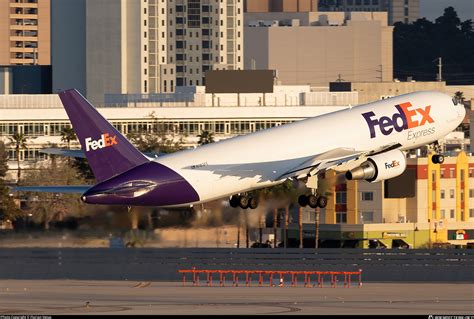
[{"left": 58, "top": 89, "right": 149, "bottom": 182}]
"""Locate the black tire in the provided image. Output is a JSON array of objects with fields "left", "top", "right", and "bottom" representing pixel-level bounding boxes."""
[
  {"left": 298, "top": 194, "right": 308, "bottom": 207},
  {"left": 431, "top": 155, "right": 439, "bottom": 164},
  {"left": 229, "top": 195, "right": 239, "bottom": 208},
  {"left": 248, "top": 197, "right": 258, "bottom": 209},
  {"left": 308, "top": 194, "right": 318, "bottom": 208},
  {"left": 317, "top": 196, "right": 328, "bottom": 208},
  {"left": 437, "top": 154, "right": 444, "bottom": 164},
  {"left": 238, "top": 195, "right": 249, "bottom": 209}
]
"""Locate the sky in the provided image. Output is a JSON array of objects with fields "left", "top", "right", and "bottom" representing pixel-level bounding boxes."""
[{"left": 420, "top": 0, "right": 474, "bottom": 22}]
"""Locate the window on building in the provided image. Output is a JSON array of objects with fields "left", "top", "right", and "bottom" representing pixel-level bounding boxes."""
[
  {"left": 362, "top": 212, "right": 374, "bottom": 223},
  {"left": 450, "top": 189, "right": 455, "bottom": 199},
  {"left": 461, "top": 189, "right": 465, "bottom": 201},
  {"left": 441, "top": 190, "right": 445, "bottom": 199},
  {"left": 461, "top": 169, "right": 465, "bottom": 181},
  {"left": 450, "top": 209, "right": 455, "bottom": 219},
  {"left": 336, "top": 192, "right": 347, "bottom": 204},
  {"left": 361, "top": 192, "right": 373, "bottom": 201},
  {"left": 470, "top": 189, "right": 474, "bottom": 198},
  {"left": 470, "top": 209, "right": 474, "bottom": 218},
  {"left": 440, "top": 169, "right": 445, "bottom": 178},
  {"left": 441, "top": 209, "right": 445, "bottom": 219},
  {"left": 336, "top": 213, "right": 347, "bottom": 224}
]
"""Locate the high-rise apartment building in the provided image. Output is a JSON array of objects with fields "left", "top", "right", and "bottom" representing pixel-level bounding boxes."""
[
  {"left": 148, "top": 0, "right": 243, "bottom": 92},
  {"left": 0, "top": 0, "right": 51, "bottom": 65},
  {"left": 319, "top": 0, "right": 420, "bottom": 25},
  {"left": 245, "top": 0, "right": 318, "bottom": 12},
  {"left": 51, "top": 0, "right": 243, "bottom": 105}
]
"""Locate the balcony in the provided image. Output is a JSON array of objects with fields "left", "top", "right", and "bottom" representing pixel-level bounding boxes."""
[
  {"left": 10, "top": 24, "right": 38, "bottom": 31},
  {"left": 10, "top": 47, "right": 36, "bottom": 53},
  {"left": 10, "top": 36, "right": 38, "bottom": 41},
  {"left": 10, "top": 58, "right": 35, "bottom": 64},
  {"left": 9, "top": 2, "right": 38, "bottom": 9}
]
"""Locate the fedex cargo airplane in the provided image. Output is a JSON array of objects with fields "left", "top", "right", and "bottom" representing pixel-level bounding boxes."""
[{"left": 16, "top": 89, "right": 465, "bottom": 210}]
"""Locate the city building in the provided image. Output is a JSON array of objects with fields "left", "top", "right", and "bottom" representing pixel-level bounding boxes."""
[
  {"left": 318, "top": 0, "right": 420, "bottom": 25},
  {"left": 0, "top": 0, "right": 52, "bottom": 95},
  {"left": 0, "top": 0, "right": 51, "bottom": 66},
  {"left": 51, "top": 0, "right": 243, "bottom": 105},
  {"left": 244, "top": 11, "right": 393, "bottom": 87},
  {"left": 245, "top": 0, "right": 318, "bottom": 12}
]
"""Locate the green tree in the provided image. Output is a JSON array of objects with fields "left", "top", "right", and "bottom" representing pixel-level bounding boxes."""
[
  {"left": 394, "top": 7, "right": 474, "bottom": 85},
  {"left": 8, "top": 132, "right": 27, "bottom": 184},
  {"left": 21, "top": 157, "right": 87, "bottom": 230},
  {"left": 127, "top": 112, "right": 184, "bottom": 154},
  {"left": 454, "top": 91, "right": 465, "bottom": 103},
  {"left": 197, "top": 130, "right": 215, "bottom": 145},
  {"left": 60, "top": 126, "right": 77, "bottom": 149},
  {"left": 0, "top": 141, "right": 22, "bottom": 225}
]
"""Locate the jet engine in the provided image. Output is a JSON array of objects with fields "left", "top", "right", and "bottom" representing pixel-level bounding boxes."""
[{"left": 345, "top": 149, "right": 406, "bottom": 183}]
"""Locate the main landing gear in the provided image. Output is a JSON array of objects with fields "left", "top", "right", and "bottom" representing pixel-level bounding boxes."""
[
  {"left": 298, "top": 194, "right": 328, "bottom": 208},
  {"left": 431, "top": 141, "right": 445, "bottom": 164},
  {"left": 229, "top": 194, "right": 259, "bottom": 210}
]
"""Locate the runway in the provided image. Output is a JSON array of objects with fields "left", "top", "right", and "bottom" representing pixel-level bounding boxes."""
[{"left": 0, "top": 280, "right": 473, "bottom": 315}]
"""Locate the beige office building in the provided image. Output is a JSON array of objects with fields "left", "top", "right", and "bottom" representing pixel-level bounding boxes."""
[
  {"left": 0, "top": 0, "right": 50, "bottom": 65},
  {"left": 319, "top": 0, "right": 420, "bottom": 25},
  {"left": 245, "top": 11, "right": 393, "bottom": 87}
]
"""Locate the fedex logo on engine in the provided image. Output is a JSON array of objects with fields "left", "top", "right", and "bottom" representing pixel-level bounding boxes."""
[
  {"left": 362, "top": 102, "right": 434, "bottom": 138},
  {"left": 385, "top": 160, "right": 400, "bottom": 169},
  {"left": 85, "top": 133, "right": 117, "bottom": 152}
]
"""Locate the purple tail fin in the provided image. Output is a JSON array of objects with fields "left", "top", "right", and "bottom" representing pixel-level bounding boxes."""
[{"left": 59, "top": 89, "right": 148, "bottom": 182}]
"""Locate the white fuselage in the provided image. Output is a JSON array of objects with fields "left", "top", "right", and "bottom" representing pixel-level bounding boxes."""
[{"left": 155, "top": 91, "right": 465, "bottom": 205}]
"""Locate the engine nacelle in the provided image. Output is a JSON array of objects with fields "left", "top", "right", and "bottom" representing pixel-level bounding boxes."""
[{"left": 345, "top": 149, "right": 406, "bottom": 183}]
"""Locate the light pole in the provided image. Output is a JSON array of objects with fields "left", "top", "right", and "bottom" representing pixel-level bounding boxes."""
[{"left": 413, "top": 224, "right": 418, "bottom": 249}]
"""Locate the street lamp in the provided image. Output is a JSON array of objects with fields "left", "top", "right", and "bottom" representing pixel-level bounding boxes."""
[{"left": 413, "top": 224, "right": 419, "bottom": 249}]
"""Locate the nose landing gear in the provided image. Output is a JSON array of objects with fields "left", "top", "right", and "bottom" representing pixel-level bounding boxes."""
[{"left": 431, "top": 141, "right": 445, "bottom": 164}]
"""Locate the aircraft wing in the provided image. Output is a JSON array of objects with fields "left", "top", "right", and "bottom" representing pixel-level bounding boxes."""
[
  {"left": 276, "top": 142, "right": 403, "bottom": 181},
  {"left": 12, "top": 186, "right": 92, "bottom": 194}
]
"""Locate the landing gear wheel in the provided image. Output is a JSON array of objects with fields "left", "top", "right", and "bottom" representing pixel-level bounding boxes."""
[
  {"left": 317, "top": 196, "right": 328, "bottom": 208},
  {"left": 248, "top": 197, "right": 259, "bottom": 209},
  {"left": 298, "top": 194, "right": 308, "bottom": 207},
  {"left": 229, "top": 195, "right": 239, "bottom": 208},
  {"left": 307, "top": 194, "right": 318, "bottom": 209},
  {"left": 238, "top": 195, "right": 249, "bottom": 209},
  {"left": 432, "top": 154, "right": 445, "bottom": 164}
]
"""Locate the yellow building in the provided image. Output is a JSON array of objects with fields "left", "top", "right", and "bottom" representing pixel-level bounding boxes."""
[{"left": 321, "top": 152, "right": 474, "bottom": 247}]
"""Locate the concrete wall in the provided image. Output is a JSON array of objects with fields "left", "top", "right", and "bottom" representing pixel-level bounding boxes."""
[
  {"left": 0, "top": 248, "right": 472, "bottom": 282},
  {"left": 51, "top": 0, "right": 87, "bottom": 95}
]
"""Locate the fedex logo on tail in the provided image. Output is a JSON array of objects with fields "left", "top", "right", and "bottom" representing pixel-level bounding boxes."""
[
  {"left": 85, "top": 133, "right": 118, "bottom": 152},
  {"left": 362, "top": 102, "right": 434, "bottom": 138}
]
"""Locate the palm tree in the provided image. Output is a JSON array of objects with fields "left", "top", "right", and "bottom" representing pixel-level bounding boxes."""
[
  {"left": 454, "top": 91, "right": 464, "bottom": 103},
  {"left": 8, "top": 133, "right": 27, "bottom": 184},
  {"left": 197, "top": 130, "right": 215, "bottom": 145},
  {"left": 60, "top": 127, "right": 77, "bottom": 149}
]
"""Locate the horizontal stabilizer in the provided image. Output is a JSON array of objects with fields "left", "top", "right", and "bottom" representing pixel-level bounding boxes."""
[
  {"left": 12, "top": 186, "right": 92, "bottom": 194},
  {"left": 41, "top": 148, "right": 162, "bottom": 160},
  {"left": 41, "top": 148, "right": 86, "bottom": 158}
]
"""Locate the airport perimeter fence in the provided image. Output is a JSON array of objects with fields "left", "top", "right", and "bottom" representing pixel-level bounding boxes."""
[{"left": 0, "top": 248, "right": 473, "bottom": 282}]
